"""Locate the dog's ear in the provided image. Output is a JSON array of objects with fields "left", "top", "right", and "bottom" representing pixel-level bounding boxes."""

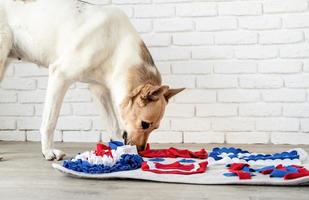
[
  {"left": 138, "top": 85, "right": 169, "bottom": 106},
  {"left": 164, "top": 88, "right": 185, "bottom": 102},
  {"left": 130, "top": 84, "right": 169, "bottom": 106},
  {"left": 142, "top": 85, "right": 169, "bottom": 101},
  {"left": 129, "top": 85, "right": 145, "bottom": 98},
  {"left": 121, "top": 85, "right": 145, "bottom": 109}
]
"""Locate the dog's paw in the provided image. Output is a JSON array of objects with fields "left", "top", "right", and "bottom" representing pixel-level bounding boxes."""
[{"left": 42, "top": 149, "right": 66, "bottom": 161}]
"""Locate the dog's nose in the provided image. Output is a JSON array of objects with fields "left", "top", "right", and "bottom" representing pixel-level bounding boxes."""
[{"left": 122, "top": 131, "right": 128, "bottom": 144}]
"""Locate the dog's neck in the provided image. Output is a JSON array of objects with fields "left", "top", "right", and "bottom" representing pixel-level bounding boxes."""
[
  {"left": 111, "top": 39, "right": 162, "bottom": 106},
  {"left": 127, "top": 41, "right": 162, "bottom": 90},
  {"left": 126, "top": 64, "right": 162, "bottom": 94}
]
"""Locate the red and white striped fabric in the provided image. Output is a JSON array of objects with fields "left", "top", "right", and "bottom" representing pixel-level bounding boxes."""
[
  {"left": 139, "top": 144, "right": 208, "bottom": 175},
  {"left": 141, "top": 160, "right": 208, "bottom": 175}
]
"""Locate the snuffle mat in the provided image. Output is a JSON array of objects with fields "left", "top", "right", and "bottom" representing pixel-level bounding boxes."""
[{"left": 53, "top": 141, "right": 309, "bottom": 185}]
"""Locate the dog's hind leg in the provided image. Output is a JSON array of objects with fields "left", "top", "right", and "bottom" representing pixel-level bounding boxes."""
[
  {"left": 89, "top": 84, "right": 122, "bottom": 142},
  {"left": 0, "top": 24, "right": 12, "bottom": 81},
  {"left": 40, "top": 65, "right": 72, "bottom": 161}
]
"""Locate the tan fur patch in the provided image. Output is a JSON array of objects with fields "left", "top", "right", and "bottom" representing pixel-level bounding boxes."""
[
  {"left": 125, "top": 40, "right": 161, "bottom": 93},
  {"left": 127, "top": 65, "right": 162, "bottom": 93},
  {"left": 140, "top": 41, "right": 155, "bottom": 66}
]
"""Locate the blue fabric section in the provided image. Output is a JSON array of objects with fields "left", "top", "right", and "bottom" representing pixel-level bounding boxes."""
[
  {"left": 286, "top": 166, "right": 298, "bottom": 173},
  {"left": 223, "top": 172, "right": 237, "bottom": 177},
  {"left": 178, "top": 159, "right": 196, "bottom": 163},
  {"left": 63, "top": 154, "right": 143, "bottom": 174},
  {"left": 209, "top": 147, "right": 299, "bottom": 161},
  {"left": 270, "top": 169, "right": 289, "bottom": 178},
  {"left": 223, "top": 172, "right": 256, "bottom": 177},
  {"left": 256, "top": 165, "right": 275, "bottom": 173},
  {"left": 268, "top": 166, "right": 298, "bottom": 178},
  {"left": 148, "top": 158, "right": 165, "bottom": 162},
  {"left": 242, "top": 166, "right": 255, "bottom": 172},
  {"left": 108, "top": 141, "right": 124, "bottom": 150}
]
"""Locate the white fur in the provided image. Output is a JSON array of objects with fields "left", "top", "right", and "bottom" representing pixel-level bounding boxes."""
[{"left": 0, "top": 0, "right": 145, "bottom": 160}]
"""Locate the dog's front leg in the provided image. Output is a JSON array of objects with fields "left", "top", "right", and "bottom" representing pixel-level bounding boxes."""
[
  {"left": 89, "top": 84, "right": 122, "bottom": 142},
  {"left": 40, "top": 68, "right": 71, "bottom": 161}
]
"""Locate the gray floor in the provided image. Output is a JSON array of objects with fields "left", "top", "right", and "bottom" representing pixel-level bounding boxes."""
[{"left": 0, "top": 142, "right": 308, "bottom": 200}]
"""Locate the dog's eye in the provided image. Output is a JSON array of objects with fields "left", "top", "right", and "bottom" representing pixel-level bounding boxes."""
[{"left": 141, "top": 121, "right": 150, "bottom": 129}]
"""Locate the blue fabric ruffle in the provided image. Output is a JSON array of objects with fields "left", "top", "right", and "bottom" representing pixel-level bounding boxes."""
[
  {"left": 209, "top": 147, "right": 249, "bottom": 161},
  {"left": 241, "top": 151, "right": 299, "bottom": 161},
  {"left": 63, "top": 154, "right": 143, "bottom": 174},
  {"left": 209, "top": 147, "right": 299, "bottom": 161}
]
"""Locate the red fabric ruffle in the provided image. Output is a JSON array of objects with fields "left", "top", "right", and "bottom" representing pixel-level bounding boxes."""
[{"left": 139, "top": 144, "right": 208, "bottom": 159}]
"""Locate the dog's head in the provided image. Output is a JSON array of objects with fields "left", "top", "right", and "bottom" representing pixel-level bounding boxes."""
[{"left": 120, "top": 83, "right": 184, "bottom": 150}]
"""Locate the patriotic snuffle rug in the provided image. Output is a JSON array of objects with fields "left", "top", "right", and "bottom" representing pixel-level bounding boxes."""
[{"left": 52, "top": 142, "right": 309, "bottom": 185}]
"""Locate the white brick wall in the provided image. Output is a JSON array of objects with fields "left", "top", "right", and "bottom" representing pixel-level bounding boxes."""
[{"left": 1, "top": 0, "right": 309, "bottom": 145}]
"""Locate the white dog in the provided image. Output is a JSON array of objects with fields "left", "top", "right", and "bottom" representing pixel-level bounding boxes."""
[{"left": 0, "top": 0, "right": 184, "bottom": 160}]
